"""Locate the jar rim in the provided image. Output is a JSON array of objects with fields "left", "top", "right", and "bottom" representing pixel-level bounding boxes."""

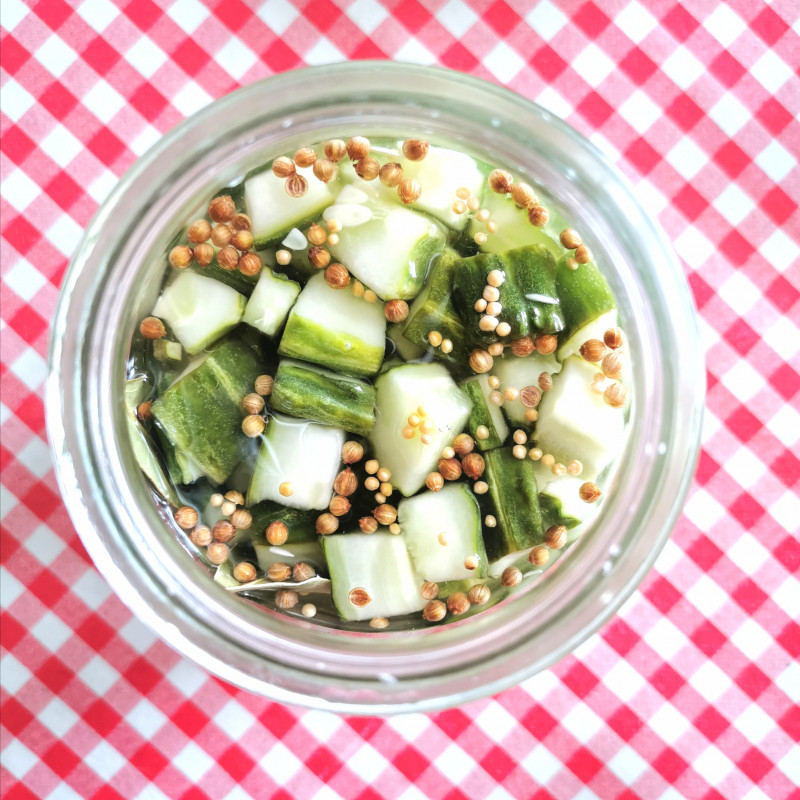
[{"left": 47, "top": 62, "right": 704, "bottom": 714}]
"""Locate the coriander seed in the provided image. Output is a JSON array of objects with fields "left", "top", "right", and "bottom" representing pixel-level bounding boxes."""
[
  {"left": 580, "top": 339, "right": 605, "bottom": 362},
  {"left": 242, "top": 414, "right": 265, "bottom": 437},
  {"left": 140, "top": 317, "right": 165, "bottom": 340},
  {"left": 255, "top": 374, "right": 273, "bottom": 396},
  {"left": 238, "top": 252, "right": 262, "bottom": 276},
  {"left": 193, "top": 242, "right": 214, "bottom": 266},
  {"left": 529, "top": 546, "right": 550, "bottom": 567},
  {"left": 464, "top": 554, "right": 480, "bottom": 571},
  {"left": 370, "top": 617, "right": 389, "bottom": 629},
  {"left": 211, "top": 223, "right": 232, "bottom": 247},
  {"left": 169, "top": 245, "right": 193, "bottom": 269},
  {"left": 602, "top": 352, "right": 623, "bottom": 380},
  {"left": 538, "top": 372, "right": 553, "bottom": 392},
  {"left": 447, "top": 593, "right": 470, "bottom": 616},
  {"left": 137, "top": 401, "right": 152, "bottom": 422},
  {"left": 308, "top": 246, "right": 331, "bottom": 269},
  {"left": 285, "top": 173, "right": 308, "bottom": 198},
  {"left": 188, "top": 219, "right": 212, "bottom": 243},
  {"left": 329, "top": 495, "right": 351, "bottom": 517},
  {"left": 462, "top": 453, "right": 485, "bottom": 479},
  {"left": 217, "top": 245, "right": 240, "bottom": 270},
  {"left": 421, "top": 581, "right": 439, "bottom": 600},
  {"left": 230, "top": 509, "right": 252, "bottom": 530},
  {"left": 359, "top": 516, "right": 378, "bottom": 533},
  {"left": 545, "top": 525, "right": 568, "bottom": 549},
  {"left": 316, "top": 513, "right": 339, "bottom": 535},
  {"left": 174, "top": 506, "right": 198, "bottom": 529},
  {"left": 604, "top": 327, "right": 623, "bottom": 349},
  {"left": 575, "top": 244, "right": 592, "bottom": 264},
  {"left": 488, "top": 169, "right": 513, "bottom": 194},
  {"left": 342, "top": 440, "right": 364, "bottom": 464},
  {"left": 206, "top": 542, "right": 229, "bottom": 565},
  {"left": 438, "top": 458, "right": 462, "bottom": 481},
  {"left": 379, "top": 162, "right": 403, "bottom": 187},
  {"left": 242, "top": 393, "right": 264, "bottom": 414},
  {"left": 190, "top": 526, "right": 212, "bottom": 547},
  {"left": 324, "top": 139, "right": 346, "bottom": 161},
  {"left": 453, "top": 433, "right": 474, "bottom": 456},
  {"left": 604, "top": 382, "right": 627, "bottom": 408},
  {"left": 275, "top": 590, "right": 298, "bottom": 610},
  {"left": 231, "top": 229, "right": 254, "bottom": 252},
  {"left": 579, "top": 482, "right": 601, "bottom": 503},
  {"left": 501, "top": 566, "right": 522, "bottom": 587},
  {"left": 534, "top": 334, "right": 558, "bottom": 355},
  {"left": 373, "top": 504, "right": 397, "bottom": 525},
  {"left": 423, "top": 600, "right": 446, "bottom": 622},
  {"left": 312, "top": 157, "right": 337, "bottom": 183},
  {"left": 355, "top": 157, "right": 380, "bottom": 181},
  {"left": 213, "top": 519, "right": 236, "bottom": 543},
  {"left": 488, "top": 342, "right": 505, "bottom": 356},
  {"left": 385, "top": 299, "right": 409, "bottom": 323},
  {"left": 469, "top": 584, "right": 491, "bottom": 605},
  {"left": 511, "top": 182, "right": 536, "bottom": 208},
  {"left": 268, "top": 562, "right": 292, "bottom": 581},
  {"left": 272, "top": 156, "right": 296, "bottom": 178},
  {"left": 231, "top": 213, "right": 251, "bottom": 231},
  {"left": 348, "top": 587, "right": 371, "bottom": 607},
  {"left": 208, "top": 195, "right": 235, "bottom": 222},
  {"left": 293, "top": 562, "right": 316, "bottom": 582},
  {"left": 225, "top": 490, "right": 244, "bottom": 504},
  {"left": 294, "top": 147, "right": 316, "bottom": 167},
  {"left": 334, "top": 468, "right": 358, "bottom": 497},
  {"left": 233, "top": 562, "right": 257, "bottom": 583},
  {"left": 346, "top": 136, "right": 370, "bottom": 161},
  {"left": 325, "top": 262, "right": 350, "bottom": 289},
  {"left": 398, "top": 178, "right": 421, "bottom": 205},
  {"left": 266, "top": 520, "right": 289, "bottom": 546},
  {"left": 426, "top": 472, "right": 444, "bottom": 492},
  {"left": 402, "top": 139, "right": 429, "bottom": 161},
  {"left": 528, "top": 204, "right": 549, "bottom": 226},
  {"left": 469, "top": 349, "right": 493, "bottom": 373},
  {"left": 560, "top": 228, "right": 581, "bottom": 249}
]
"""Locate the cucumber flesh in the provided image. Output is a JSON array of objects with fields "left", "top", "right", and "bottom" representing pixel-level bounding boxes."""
[
  {"left": 491, "top": 352, "right": 561, "bottom": 427},
  {"left": 254, "top": 541, "right": 326, "bottom": 574},
  {"left": 246, "top": 164, "right": 335, "bottom": 248},
  {"left": 327, "top": 202, "right": 445, "bottom": 300},
  {"left": 388, "top": 323, "right": 425, "bottom": 362},
  {"left": 461, "top": 374, "right": 509, "bottom": 450},
  {"left": 322, "top": 533, "right": 426, "bottom": 621},
  {"left": 370, "top": 363, "right": 472, "bottom": 496},
  {"left": 534, "top": 355, "right": 625, "bottom": 481},
  {"left": 398, "top": 483, "right": 487, "bottom": 583},
  {"left": 278, "top": 273, "right": 386, "bottom": 378},
  {"left": 247, "top": 412, "right": 344, "bottom": 511},
  {"left": 538, "top": 475, "right": 592, "bottom": 529},
  {"left": 555, "top": 255, "right": 616, "bottom": 340},
  {"left": 482, "top": 447, "right": 545, "bottom": 562},
  {"left": 242, "top": 268, "right": 301, "bottom": 337},
  {"left": 151, "top": 340, "right": 262, "bottom": 485},
  {"left": 557, "top": 309, "right": 619, "bottom": 362},
  {"left": 271, "top": 359, "right": 376, "bottom": 436},
  {"left": 152, "top": 271, "right": 246, "bottom": 355}
]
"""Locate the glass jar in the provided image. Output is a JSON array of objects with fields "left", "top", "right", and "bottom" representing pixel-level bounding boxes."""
[{"left": 48, "top": 62, "right": 704, "bottom": 714}]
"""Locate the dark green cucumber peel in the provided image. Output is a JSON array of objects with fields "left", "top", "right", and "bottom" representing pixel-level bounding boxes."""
[
  {"left": 248, "top": 503, "right": 320, "bottom": 545},
  {"left": 539, "top": 493, "right": 581, "bottom": 530},
  {"left": 462, "top": 379, "right": 505, "bottom": 451},
  {"left": 403, "top": 248, "right": 468, "bottom": 365},
  {"left": 271, "top": 361, "right": 376, "bottom": 437},
  {"left": 482, "top": 447, "right": 545, "bottom": 562},
  {"left": 152, "top": 339, "right": 262, "bottom": 485},
  {"left": 452, "top": 245, "right": 564, "bottom": 343},
  {"left": 191, "top": 258, "right": 259, "bottom": 296},
  {"left": 555, "top": 254, "right": 615, "bottom": 339}
]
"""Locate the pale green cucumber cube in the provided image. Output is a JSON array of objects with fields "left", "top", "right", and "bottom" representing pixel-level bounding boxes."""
[
  {"left": 492, "top": 352, "right": 561, "bottom": 426},
  {"left": 557, "top": 309, "right": 619, "bottom": 362},
  {"left": 242, "top": 267, "right": 301, "bottom": 337}
]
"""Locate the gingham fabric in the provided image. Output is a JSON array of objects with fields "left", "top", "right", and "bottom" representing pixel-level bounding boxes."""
[{"left": 2, "top": 1, "right": 798, "bottom": 798}]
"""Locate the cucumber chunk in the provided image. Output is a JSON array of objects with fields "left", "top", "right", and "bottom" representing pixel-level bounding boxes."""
[
  {"left": 327, "top": 202, "right": 445, "bottom": 300},
  {"left": 402, "top": 248, "right": 467, "bottom": 365},
  {"left": 557, "top": 309, "right": 619, "bottom": 362},
  {"left": 461, "top": 374, "right": 509, "bottom": 450},
  {"left": 246, "top": 164, "right": 335, "bottom": 248},
  {"left": 152, "top": 339, "right": 183, "bottom": 364},
  {"left": 247, "top": 413, "right": 344, "bottom": 510},
  {"left": 555, "top": 254, "right": 616, "bottom": 340},
  {"left": 538, "top": 475, "right": 592, "bottom": 529},
  {"left": 452, "top": 245, "right": 564, "bottom": 344},
  {"left": 152, "top": 271, "right": 246, "bottom": 355},
  {"left": 242, "top": 268, "right": 301, "bottom": 337},
  {"left": 491, "top": 352, "right": 561, "bottom": 427},
  {"left": 248, "top": 503, "right": 325, "bottom": 573},
  {"left": 534, "top": 355, "right": 625, "bottom": 481},
  {"left": 271, "top": 359, "right": 376, "bottom": 436},
  {"left": 254, "top": 541, "right": 326, "bottom": 574},
  {"left": 482, "top": 447, "right": 545, "bottom": 562},
  {"left": 388, "top": 323, "right": 425, "bottom": 362},
  {"left": 278, "top": 273, "right": 386, "bottom": 378},
  {"left": 152, "top": 340, "right": 261, "bottom": 485},
  {"left": 370, "top": 363, "right": 472, "bottom": 496},
  {"left": 398, "top": 484, "right": 487, "bottom": 582},
  {"left": 322, "top": 533, "right": 426, "bottom": 621}
]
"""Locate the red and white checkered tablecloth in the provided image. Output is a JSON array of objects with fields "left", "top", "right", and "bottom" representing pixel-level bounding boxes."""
[{"left": 2, "top": 0, "right": 798, "bottom": 797}]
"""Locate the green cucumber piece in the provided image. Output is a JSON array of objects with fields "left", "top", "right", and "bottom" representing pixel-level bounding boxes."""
[
  {"left": 555, "top": 255, "right": 616, "bottom": 340},
  {"left": 452, "top": 245, "right": 564, "bottom": 344},
  {"left": 491, "top": 352, "right": 561, "bottom": 427},
  {"left": 191, "top": 258, "right": 259, "bottom": 296},
  {"left": 402, "top": 248, "right": 467, "bottom": 365},
  {"left": 538, "top": 476, "right": 592, "bottom": 529},
  {"left": 271, "top": 359, "right": 376, "bottom": 436},
  {"left": 388, "top": 323, "right": 425, "bottom": 362},
  {"left": 246, "top": 164, "right": 335, "bottom": 248},
  {"left": 398, "top": 483, "right": 487, "bottom": 583},
  {"left": 322, "top": 533, "right": 426, "bottom": 622},
  {"left": 151, "top": 340, "right": 262, "bottom": 485},
  {"left": 534, "top": 355, "right": 625, "bottom": 481},
  {"left": 247, "top": 413, "right": 344, "bottom": 510},
  {"left": 482, "top": 447, "right": 545, "bottom": 562},
  {"left": 254, "top": 541, "right": 326, "bottom": 574},
  {"left": 248, "top": 503, "right": 326, "bottom": 572},
  {"left": 152, "top": 339, "right": 183, "bottom": 364},
  {"left": 557, "top": 309, "right": 619, "bottom": 362},
  {"left": 278, "top": 273, "right": 386, "bottom": 378},
  {"left": 461, "top": 374, "right": 509, "bottom": 450},
  {"left": 370, "top": 363, "right": 472, "bottom": 496},
  {"left": 152, "top": 271, "right": 246, "bottom": 355},
  {"left": 327, "top": 202, "right": 445, "bottom": 300},
  {"left": 242, "top": 267, "right": 301, "bottom": 337}
]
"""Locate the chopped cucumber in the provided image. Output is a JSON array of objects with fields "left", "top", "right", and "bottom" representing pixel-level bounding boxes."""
[
  {"left": 461, "top": 374, "right": 509, "bottom": 450},
  {"left": 534, "top": 355, "right": 625, "bottom": 481},
  {"left": 398, "top": 484, "right": 487, "bottom": 582},
  {"left": 278, "top": 273, "right": 386, "bottom": 378},
  {"left": 482, "top": 447, "right": 545, "bottom": 562},
  {"left": 248, "top": 503, "right": 325, "bottom": 573},
  {"left": 388, "top": 322, "right": 425, "bottom": 362},
  {"left": 474, "top": 191, "right": 563, "bottom": 261},
  {"left": 152, "top": 339, "right": 261, "bottom": 484},
  {"left": 555, "top": 254, "right": 616, "bottom": 340},
  {"left": 152, "top": 339, "right": 183, "bottom": 364},
  {"left": 557, "top": 309, "right": 619, "bottom": 362},
  {"left": 402, "top": 248, "right": 467, "bottom": 365},
  {"left": 370, "top": 363, "right": 472, "bottom": 496},
  {"left": 322, "top": 533, "right": 426, "bottom": 622},
  {"left": 246, "top": 164, "right": 335, "bottom": 248},
  {"left": 247, "top": 413, "right": 344, "bottom": 510},
  {"left": 452, "top": 245, "right": 564, "bottom": 343},
  {"left": 327, "top": 201, "right": 445, "bottom": 300},
  {"left": 538, "top": 475, "right": 592, "bottom": 529},
  {"left": 491, "top": 352, "right": 561, "bottom": 427},
  {"left": 271, "top": 359, "right": 376, "bottom": 436},
  {"left": 254, "top": 541, "right": 326, "bottom": 574},
  {"left": 152, "top": 271, "right": 246, "bottom": 355},
  {"left": 242, "top": 268, "right": 301, "bottom": 337}
]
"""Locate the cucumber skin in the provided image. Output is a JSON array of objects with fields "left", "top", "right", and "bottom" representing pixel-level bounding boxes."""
[
  {"left": 248, "top": 502, "right": 319, "bottom": 545},
  {"left": 555, "top": 255, "right": 615, "bottom": 339},
  {"left": 482, "top": 448, "right": 545, "bottom": 561},
  {"left": 462, "top": 379, "right": 506, "bottom": 451},
  {"left": 271, "top": 361, "right": 376, "bottom": 436},
  {"left": 192, "top": 259, "right": 259, "bottom": 296},
  {"left": 539, "top": 492, "right": 582, "bottom": 530},
  {"left": 403, "top": 249, "right": 468, "bottom": 366},
  {"left": 278, "top": 315, "right": 384, "bottom": 378},
  {"left": 152, "top": 340, "right": 262, "bottom": 485},
  {"left": 453, "top": 245, "right": 564, "bottom": 344}
]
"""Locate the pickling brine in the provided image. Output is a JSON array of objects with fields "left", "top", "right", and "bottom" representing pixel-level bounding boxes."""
[{"left": 126, "top": 134, "right": 630, "bottom": 630}]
